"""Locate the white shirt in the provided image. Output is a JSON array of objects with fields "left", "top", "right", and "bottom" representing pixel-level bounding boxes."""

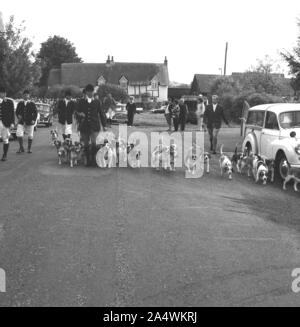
[
  {"left": 65, "top": 99, "right": 69, "bottom": 106},
  {"left": 87, "top": 97, "right": 93, "bottom": 104},
  {"left": 197, "top": 103, "right": 205, "bottom": 115},
  {"left": 213, "top": 104, "right": 217, "bottom": 112},
  {"left": 0, "top": 99, "right": 3, "bottom": 104}
]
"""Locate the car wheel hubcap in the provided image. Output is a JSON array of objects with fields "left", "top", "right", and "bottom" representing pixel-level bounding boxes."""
[{"left": 279, "top": 158, "right": 289, "bottom": 179}]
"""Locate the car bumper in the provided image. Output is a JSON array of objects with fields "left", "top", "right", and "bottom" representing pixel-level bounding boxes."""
[{"left": 290, "top": 164, "right": 300, "bottom": 169}]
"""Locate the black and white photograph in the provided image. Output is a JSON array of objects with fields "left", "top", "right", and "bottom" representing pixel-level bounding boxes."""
[{"left": 1, "top": 0, "right": 300, "bottom": 313}]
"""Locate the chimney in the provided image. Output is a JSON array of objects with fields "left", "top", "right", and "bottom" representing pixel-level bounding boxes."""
[
  {"left": 106, "top": 55, "right": 111, "bottom": 64},
  {"left": 164, "top": 56, "right": 168, "bottom": 66},
  {"left": 111, "top": 56, "right": 115, "bottom": 65}
]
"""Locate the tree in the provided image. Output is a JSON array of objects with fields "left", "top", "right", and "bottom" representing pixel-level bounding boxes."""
[
  {"left": 240, "top": 55, "right": 286, "bottom": 95},
  {"left": 37, "top": 35, "right": 82, "bottom": 86},
  {"left": 210, "top": 76, "right": 241, "bottom": 96},
  {"left": 282, "top": 19, "right": 300, "bottom": 95},
  {"left": 0, "top": 16, "right": 40, "bottom": 97}
]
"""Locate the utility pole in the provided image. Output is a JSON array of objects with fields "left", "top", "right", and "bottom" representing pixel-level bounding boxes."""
[{"left": 224, "top": 42, "right": 228, "bottom": 76}]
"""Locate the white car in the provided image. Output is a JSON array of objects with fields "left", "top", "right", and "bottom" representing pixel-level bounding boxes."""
[{"left": 242, "top": 103, "right": 300, "bottom": 180}]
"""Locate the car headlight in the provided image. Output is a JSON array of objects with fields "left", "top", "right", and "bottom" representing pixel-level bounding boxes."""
[{"left": 295, "top": 144, "right": 300, "bottom": 155}]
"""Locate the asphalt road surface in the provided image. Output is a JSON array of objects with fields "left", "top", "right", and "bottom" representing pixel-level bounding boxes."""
[{"left": 1, "top": 124, "right": 300, "bottom": 307}]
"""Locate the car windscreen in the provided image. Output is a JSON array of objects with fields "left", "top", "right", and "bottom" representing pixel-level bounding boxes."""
[
  {"left": 37, "top": 104, "right": 50, "bottom": 113},
  {"left": 279, "top": 111, "right": 300, "bottom": 129}
]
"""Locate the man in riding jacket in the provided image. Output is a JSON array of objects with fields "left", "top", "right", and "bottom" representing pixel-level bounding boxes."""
[
  {"left": 75, "top": 84, "right": 107, "bottom": 166},
  {"left": 0, "top": 87, "right": 15, "bottom": 161},
  {"left": 56, "top": 89, "right": 76, "bottom": 140},
  {"left": 15, "top": 90, "right": 38, "bottom": 154}
]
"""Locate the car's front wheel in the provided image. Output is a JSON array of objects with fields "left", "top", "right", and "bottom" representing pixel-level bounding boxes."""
[
  {"left": 243, "top": 143, "right": 252, "bottom": 156},
  {"left": 276, "top": 152, "right": 289, "bottom": 181}
]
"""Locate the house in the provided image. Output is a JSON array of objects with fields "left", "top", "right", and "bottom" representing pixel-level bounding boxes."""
[{"left": 48, "top": 56, "right": 169, "bottom": 102}]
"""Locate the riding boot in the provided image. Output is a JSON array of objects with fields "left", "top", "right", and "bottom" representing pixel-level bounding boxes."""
[
  {"left": 213, "top": 136, "right": 218, "bottom": 154},
  {"left": 17, "top": 137, "right": 25, "bottom": 153},
  {"left": 1, "top": 143, "right": 9, "bottom": 161},
  {"left": 84, "top": 146, "right": 90, "bottom": 166},
  {"left": 63, "top": 134, "right": 66, "bottom": 140},
  {"left": 91, "top": 144, "right": 97, "bottom": 166},
  {"left": 27, "top": 139, "right": 33, "bottom": 153}
]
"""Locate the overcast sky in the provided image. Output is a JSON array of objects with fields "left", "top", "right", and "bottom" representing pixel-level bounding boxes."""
[{"left": 1, "top": 0, "right": 300, "bottom": 83}]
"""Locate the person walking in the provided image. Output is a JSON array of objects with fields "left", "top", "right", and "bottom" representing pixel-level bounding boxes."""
[
  {"left": 75, "top": 84, "right": 107, "bottom": 166},
  {"left": 179, "top": 98, "right": 188, "bottom": 131},
  {"left": 164, "top": 99, "right": 173, "bottom": 131},
  {"left": 56, "top": 90, "right": 76, "bottom": 140},
  {"left": 172, "top": 100, "right": 180, "bottom": 131},
  {"left": 0, "top": 87, "right": 15, "bottom": 161},
  {"left": 203, "top": 95, "right": 230, "bottom": 154},
  {"left": 126, "top": 96, "right": 136, "bottom": 127},
  {"left": 196, "top": 96, "right": 205, "bottom": 131},
  {"left": 15, "top": 90, "right": 38, "bottom": 154}
]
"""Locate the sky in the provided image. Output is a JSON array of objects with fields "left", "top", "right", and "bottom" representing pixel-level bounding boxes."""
[{"left": 1, "top": 0, "right": 300, "bottom": 83}]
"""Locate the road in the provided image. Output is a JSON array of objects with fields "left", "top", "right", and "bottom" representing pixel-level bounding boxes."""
[{"left": 0, "top": 124, "right": 300, "bottom": 307}]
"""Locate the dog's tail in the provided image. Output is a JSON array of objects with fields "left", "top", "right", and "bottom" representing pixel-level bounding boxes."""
[
  {"left": 234, "top": 143, "right": 239, "bottom": 155},
  {"left": 220, "top": 144, "right": 224, "bottom": 156}
]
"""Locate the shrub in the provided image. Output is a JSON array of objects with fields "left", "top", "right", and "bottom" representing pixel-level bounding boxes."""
[{"left": 219, "top": 91, "right": 284, "bottom": 123}]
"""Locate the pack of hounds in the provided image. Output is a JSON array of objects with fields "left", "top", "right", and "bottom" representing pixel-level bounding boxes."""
[{"left": 50, "top": 129, "right": 300, "bottom": 193}]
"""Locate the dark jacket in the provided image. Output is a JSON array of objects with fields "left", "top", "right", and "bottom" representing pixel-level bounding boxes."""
[
  {"left": 57, "top": 99, "right": 76, "bottom": 125},
  {"left": 179, "top": 103, "right": 188, "bottom": 118},
  {"left": 203, "top": 103, "right": 229, "bottom": 129},
  {"left": 76, "top": 98, "right": 106, "bottom": 133},
  {"left": 126, "top": 102, "right": 136, "bottom": 114},
  {"left": 0, "top": 98, "right": 15, "bottom": 128},
  {"left": 16, "top": 101, "right": 38, "bottom": 126}
]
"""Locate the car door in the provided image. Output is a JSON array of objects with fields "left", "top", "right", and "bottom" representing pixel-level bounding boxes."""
[
  {"left": 260, "top": 110, "right": 280, "bottom": 159},
  {"left": 244, "top": 110, "right": 265, "bottom": 154}
]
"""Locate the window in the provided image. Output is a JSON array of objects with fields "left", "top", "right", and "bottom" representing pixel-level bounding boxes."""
[
  {"left": 151, "top": 81, "right": 158, "bottom": 89},
  {"left": 119, "top": 76, "right": 128, "bottom": 89},
  {"left": 97, "top": 76, "right": 106, "bottom": 86},
  {"left": 265, "top": 111, "right": 279, "bottom": 130},
  {"left": 246, "top": 110, "right": 265, "bottom": 127},
  {"left": 279, "top": 111, "right": 300, "bottom": 129}
]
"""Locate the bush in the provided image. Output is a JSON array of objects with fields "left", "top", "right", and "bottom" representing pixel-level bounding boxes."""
[
  {"left": 219, "top": 91, "right": 284, "bottom": 123},
  {"left": 247, "top": 92, "right": 283, "bottom": 106}
]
